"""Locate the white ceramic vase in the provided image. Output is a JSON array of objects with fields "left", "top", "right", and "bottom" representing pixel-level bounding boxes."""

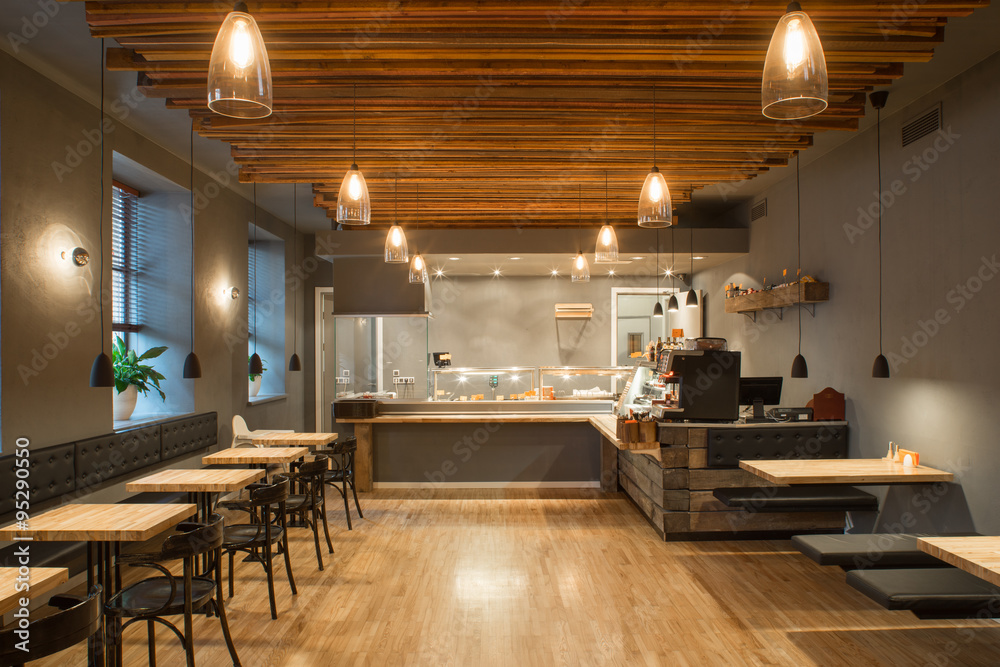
[
  {"left": 249, "top": 376, "right": 262, "bottom": 397},
  {"left": 113, "top": 384, "right": 138, "bottom": 421}
]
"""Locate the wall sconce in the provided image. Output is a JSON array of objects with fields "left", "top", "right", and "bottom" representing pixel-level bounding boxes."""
[
  {"left": 61, "top": 247, "right": 90, "bottom": 266},
  {"left": 225, "top": 286, "right": 240, "bottom": 300}
]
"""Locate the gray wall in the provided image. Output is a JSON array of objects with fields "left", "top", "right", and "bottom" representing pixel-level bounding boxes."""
[
  {"left": 696, "top": 50, "right": 1000, "bottom": 534},
  {"left": 0, "top": 50, "right": 308, "bottom": 459}
]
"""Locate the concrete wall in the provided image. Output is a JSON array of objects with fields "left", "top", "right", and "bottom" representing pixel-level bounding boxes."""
[
  {"left": 696, "top": 51, "right": 1000, "bottom": 535},
  {"left": 0, "top": 50, "right": 308, "bottom": 458}
]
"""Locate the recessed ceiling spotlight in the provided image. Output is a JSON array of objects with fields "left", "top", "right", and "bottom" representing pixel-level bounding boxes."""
[
  {"left": 693, "top": 256, "right": 706, "bottom": 260},
  {"left": 492, "top": 268, "right": 502, "bottom": 277},
  {"left": 448, "top": 257, "right": 461, "bottom": 261},
  {"left": 608, "top": 269, "right": 616, "bottom": 276},
  {"left": 435, "top": 268, "right": 445, "bottom": 277},
  {"left": 550, "top": 269, "right": 559, "bottom": 276},
  {"left": 510, "top": 257, "right": 522, "bottom": 260},
  {"left": 630, "top": 256, "right": 645, "bottom": 260}
]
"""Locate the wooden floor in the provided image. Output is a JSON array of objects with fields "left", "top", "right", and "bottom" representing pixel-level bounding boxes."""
[{"left": 33, "top": 490, "right": 1000, "bottom": 666}]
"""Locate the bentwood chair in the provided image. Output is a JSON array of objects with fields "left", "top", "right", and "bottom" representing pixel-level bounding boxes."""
[
  {"left": 323, "top": 437, "right": 364, "bottom": 530},
  {"left": 220, "top": 479, "right": 297, "bottom": 620},
  {"left": 105, "top": 513, "right": 240, "bottom": 667},
  {"left": 274, "top": 455, "right": 334, "bottom": 570},
  {"left": 0, "top": 586, "right": 103, "bottom": 667}
]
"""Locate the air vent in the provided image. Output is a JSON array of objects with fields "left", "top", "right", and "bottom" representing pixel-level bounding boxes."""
[
  {"left": 901, "top": 104, "right": 942, "bottom": 147},
  {"left": 751, "top": 199, "right": 767, "bottom": 222}
]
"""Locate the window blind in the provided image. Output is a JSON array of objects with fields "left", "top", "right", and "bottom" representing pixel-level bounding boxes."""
[{"left": 112, "top": 181, "right": 141, "bottom": 333}]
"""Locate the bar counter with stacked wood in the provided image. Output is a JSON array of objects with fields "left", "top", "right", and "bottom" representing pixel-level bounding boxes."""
[{"left": 617, "top": 421, "right": 851, "bottom": 540}]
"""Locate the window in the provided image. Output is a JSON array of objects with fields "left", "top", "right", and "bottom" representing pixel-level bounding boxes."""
[
  {"left": 111, "top": 181, "right": 141, "bottom": 340},
  {"left": 247, "top": 224, "right": 285, "bottom": 399}
]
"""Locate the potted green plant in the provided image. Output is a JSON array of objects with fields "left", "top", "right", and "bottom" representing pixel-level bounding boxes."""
[
  {"left": 112, "top": 335, "right": 168, "bottom": 420},
  {"left": 249, "top": 356, "right": 268, "bottom": 397}
]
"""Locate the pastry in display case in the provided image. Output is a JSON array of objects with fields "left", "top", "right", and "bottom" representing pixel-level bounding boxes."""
[{"left": 538, "top": 367, "right": 633, "bottom": 400}]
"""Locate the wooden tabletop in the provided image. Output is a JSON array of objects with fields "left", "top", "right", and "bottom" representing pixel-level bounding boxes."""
[
  {"left": 338, "top": 414, "right": 595, "bottom": 424},
  {"left": 739, "top": 459, "right": 955, "bottom": 485},
  {"left": 917, "top": 537, "right": 1000, "bottom": 587},
  {"left": 0, "top": 567, "right": 69, "bottom": 614},
  {"left": 127, "top": 468, "right": 266, "bottom": 493},
  {"left": 202, "top": 446, "right": 310, "bottom": 465},
  {"left": 251, "top": 432, "right": 338, "bottom": 447},
  {"left": 0, "top": 503, "right": 197, "bottom": 542}
]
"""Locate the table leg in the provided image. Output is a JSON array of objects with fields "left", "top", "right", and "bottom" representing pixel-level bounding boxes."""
[
  {"left": 355, "top": 424, "right": 373, "bottom": 492},
  {"left": 86, "top": 542, "right": 102, "bottom": 667}
]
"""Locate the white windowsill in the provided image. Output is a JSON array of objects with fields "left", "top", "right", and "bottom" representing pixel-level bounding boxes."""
[
  {"left": 114, "top": 412, "right": 196, "bottom": 432},
  {"left": 248, "top": 394, "right": 287, "bottom": 407}
]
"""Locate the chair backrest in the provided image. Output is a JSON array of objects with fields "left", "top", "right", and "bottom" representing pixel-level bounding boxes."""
[
  {"left": 249, "top": 478, "right": 290, "bottom": 506},
  {"left": 296, "top": 455, "right": 330, "bottom": 477},
  {"left": 331, "top": 436, "right": 358, "bottom": 455},
  {"left": 232, "top": 415, "right": 252, "bottom": 438},
  {"left": 161, "top": 513, "right": 225, "bottom": 560},
  {"left": 0, "top": 586, "right": 103, "bottom": 664}
]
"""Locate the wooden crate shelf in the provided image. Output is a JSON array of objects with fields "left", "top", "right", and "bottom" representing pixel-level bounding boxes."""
[{"left": 724, "top": 282, "right": 829, "bottom": 315}]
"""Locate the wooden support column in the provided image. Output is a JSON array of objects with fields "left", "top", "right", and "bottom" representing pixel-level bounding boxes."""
[{"left": 355, "top": 423, "right": 373, "bottom": 492}]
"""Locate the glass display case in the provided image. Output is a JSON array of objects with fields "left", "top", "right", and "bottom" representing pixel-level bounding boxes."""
[
  {"left": 431, "top": 367, "right": 537, "bottom": 402},
  {"left": 538, "top": 367, "right": 633, "bottom": 400},
  {"left": 616, "top": 363, "right": 681, "bottom": 418}
]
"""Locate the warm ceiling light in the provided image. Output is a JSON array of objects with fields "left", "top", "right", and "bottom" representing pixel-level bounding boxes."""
[
  {"left": 596, "top": 173, "right": 620, "bottom": 262},
  {"left": 762, "top": 2, "right": 828, "bottom": 120},
  {"left": 608, "top": 269, "right": 616, "bottom": 276},
  {"left": 207, "top": 2, "right": 272, "bottom": 119},
  {"left": 435, "top": 268, "right": 445, "bottom": 277},
  {"left": 571, "top": 252, "right": 590, "bottom": 283},
  {"left": 337, "top": 84, "right": 370, "bottom": 225},
  {"left": 492, "top": 268, "right": 502, "bottom": 277},
  {"left": 630, "top": 256, "right": 645, "bottom": 260},
  {"left": 652, "top": 301, "right": 663, "bottom": 318},
  {"left": 409, "top": 253, "right": 427, "bottom": 284},
  {"left": 638, "top": 84, "right": 672, "bottom": 228},
  {"left": 449, "top": 257, "right": 461, "bottom": 261},
  {"left": 510, "top": 257, "right": 522, "bottom": 260},
  {"left": 693, "top": 256, "right": 706, "bottom": 260},
  {"left": 550, "top": 269, "right": 559, "bottom": 276},
  {"left": 384, "top": 177, "right": 409, "bottom": 263},
  {"left": 667, "top": 294, "right": 679, "bottom": 312}
]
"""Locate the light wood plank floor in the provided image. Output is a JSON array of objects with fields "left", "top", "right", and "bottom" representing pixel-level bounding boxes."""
[{"left": 30, "top": 490, "right": 1000, "bottom": 666}]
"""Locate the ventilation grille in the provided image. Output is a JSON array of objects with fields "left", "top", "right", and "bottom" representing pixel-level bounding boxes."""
[
  {"left": 902, "top": 104, "right": 942, "bottom": 147},
  {"left": 750, "top": 199, "right": 767, "bottom": 222}
]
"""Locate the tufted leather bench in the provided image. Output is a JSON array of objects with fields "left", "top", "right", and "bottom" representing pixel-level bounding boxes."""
[
  {"left": 847, "top": 567, "right": 1000, "bottom": 619},
  {"left": 706, "top": 425, "right": 848, "bottom": 468},
  {"left": 75, "top": 425, "right": 162, "bottom": 492},
  {"left": 161, "top": 413, "right": 218, "bottom": 462}
]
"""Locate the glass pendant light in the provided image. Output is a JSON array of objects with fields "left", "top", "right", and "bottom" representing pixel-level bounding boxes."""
[
  {"left": 638, "top": 83, "right": 672, "bottom": 228},
  {"left": 667, "top": 228, "right": 679, "bottom": 312},
  {"left": 288, "top": 183, "right": 302, "bottom": 372},
  {"left": 384, "top": 177, "right": 409, "bottom": 263},
  {"left": 207, "top": 2, "right": 272, "bottom": 119},
  {"left": 871, "top": 91, "right": 890, "bottom": 379},
  {"left": 183, "top": 122, "right": 203, "bottom": 378},
  {"left": 248, "top": 184, "right": 263, "bottom": 378},
  {"left": 652, "top": 229, "right": 663, "bottom": 318},
  {"left": 790, "top": 153, "right": 809, "bottom": 378},
  {"left": 762, "top": 2, "right": 828, "bottom": 120},
  {"left": 686, "top": 226, "right": 698, "bottom": 308},
  {"left": 409, "top": 253, "right": 427, "bottom": 284},
  {"left": 571, "top": 252, "right": 591, "bottom": 283},
  {"left": 90, "top": 39, "right": 114, "bottom": 388},
  {"left": 595, "top": 173, "right": 619, "bottom": 263},
  {"left": 337, "top": 84, "right": 371, "bottom": 225}
]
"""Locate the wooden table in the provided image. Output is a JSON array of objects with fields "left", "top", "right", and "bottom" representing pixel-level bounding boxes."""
[
  {"left": 739, "top": 459, "right": 955, "bottom": 485},
  {"left": 0, "top": 503, "right": 196, "bottom": 667},
  {"left": 0, "top": 566, "right": 68, "bottom": 614},
  {"left": 202, "top": 447, "right": 309, "bottom": 466},
  {"left": 127, "top": 468, "right": 266, "bottom": 520},
  {"left": 251, "top": 432, "right": 338, "bottom": 448},
  {"left": 917, "top": 537, "right": 1000, "bottom": 587}
]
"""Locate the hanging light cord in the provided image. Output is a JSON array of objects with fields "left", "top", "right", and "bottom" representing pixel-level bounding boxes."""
[
  {"left": 352, "top": 83, "right": 357, "bottom": 163},
  {"left": 604, "top": 171, "right": 609, "bottom": 221},
  {"left": 655, "top": 229, "right": 660, "bottom": 297},
  {"left": 190, "top": 122, "right": 196, "bottom": 348},
  {"left": 98, "top": 38, "right": 107, "bottom": 353},
  {"left": 689, "top": 226, "right": 694, "bottom": 287},
  {"left": 796, "top": 151, "right": 802, "bottom": 355},
  {"left": 292, "top": 182, "right": 297, "bottom": 355},
  {"left": 652, "top": 83, "right": 657, "bottom": 166},
  {"left": 252, "top": 183, "right": 258, "bottom": 355},
  {"left": 671, "top": 227, "right": 676, "bottom": 292},
  {"left": 876, "top": 105, "right": 884, "bottom": 356},
  {"left": 394, "top": 175, "right": 398, "bottom": 224}
]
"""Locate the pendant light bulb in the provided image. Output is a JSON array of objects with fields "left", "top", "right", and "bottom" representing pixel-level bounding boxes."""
[
  {"left": 667, "top": 294, "right": 679, "bottom": 312},
  {"left": 872, "top": 354, "right": 890, "bottom": 379},
  {"left": 337, "top": 164, "right": 371, "bottom": 224},
  {"left": 652, "top": 301, "right": 664, "bottom": 318},
  {"left": 686, "top": 290, "right": 698, "bottom": 308},
  {"left": 762, "top": 2, "right": 828, "bottom": 120},
  {"left": 791, "top": 353, "right": 809, "bottom": 378},
  {"left": 91, "top": 353, "right": 114, "bottom": 388},
  {"left": 409, "top": 254, "right": 427, "bottom": 284},
  {"left": 595, "top": 225, "right": 619, "bottom": 263},
  {"left": 571, "top": 252, "right": 590, "bottom": 283},
  {"left": 249, "top": 353, "right": 263, "bottom": 376},
  {"left": 91, "top": 39, "right": 113, "bottom": 389},
  {"left": 184, "top": 121, "right": 202, "bottom": 379},
  {"left": 384, "top": 177, "right": 408, "bottom": 262},
  {"left": 288, "top": 353, "right": 302, "bottom": 372},
  {"left": 207, "top": 2, "right": 272, "bottom": 119},
  {"left": 871, "top": 90, "right": 890, "bottom": 379},
  {"left": 638, "top": 85, "right": 673, "bottom": 228},
  {"left": 183, "top": 352, "right": 203, "bottom": 379}
]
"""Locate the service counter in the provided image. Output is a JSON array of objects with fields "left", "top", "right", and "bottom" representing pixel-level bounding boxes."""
[{"left": 337, "top": 401, "right": 849, "bottom": 541}]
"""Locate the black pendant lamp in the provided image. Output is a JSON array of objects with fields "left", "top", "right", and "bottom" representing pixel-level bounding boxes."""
[
  {"left": 790, "top": 152, "right": 809, "bottom": 378},
  {"left": 288, "top": 183, "right": 302, "bottom": 371},
  {"left": 90, "top": 39, "right": 114, "bottom": 388},
  {"left": 652, "top": 229, "right": 663, "bottom": 318},
  {"left": 248, "top": 184, "right": 264, "bottom": 378},
  {"left": 183, "top": 122, "right": 203, "bottom": 378},
  {"left": 667, "top": 228, "right": 679, "bottom": 312},
  {"left": 686, "top": 226, "right": 698, "bottom": 307},
  {"left": 871, "top": 91, "right": 890, "bottom": 378}
]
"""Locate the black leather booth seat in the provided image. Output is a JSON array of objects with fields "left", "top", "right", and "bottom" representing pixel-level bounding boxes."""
[
  {"left": 706, "top": 424, "right": 848, "bottom": 468},
  {"left": 847, "top": 567, "right": 1000, "bottom": 619},
  {"left": 713, "top": 485, "right": 878, "bottom": 513},
  {"left": 793, "top": 534, "right": 954, "bottom": 569}
]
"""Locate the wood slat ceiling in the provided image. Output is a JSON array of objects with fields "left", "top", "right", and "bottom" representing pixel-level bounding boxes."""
[{"left": 73, "top": 0, "right": 986, "bottom": 228}]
